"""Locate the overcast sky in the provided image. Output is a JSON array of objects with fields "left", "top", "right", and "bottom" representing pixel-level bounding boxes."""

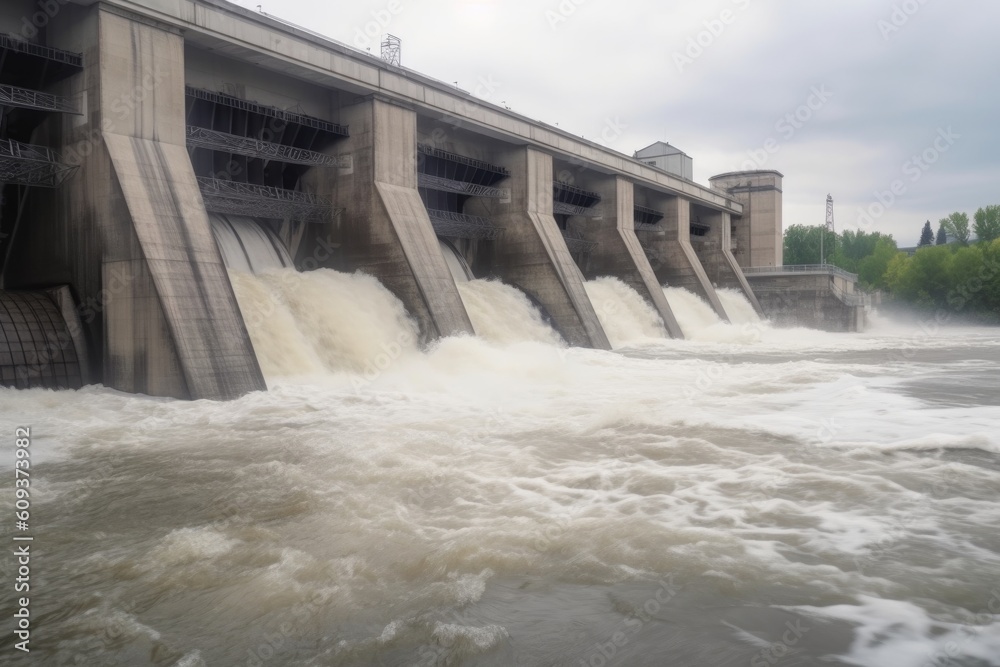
[{"left": 230, "top": 0, "right": 999, "bottom": 246}]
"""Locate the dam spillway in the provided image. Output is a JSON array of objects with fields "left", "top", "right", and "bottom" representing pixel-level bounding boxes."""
[{"left": 0, "top": 0, "right": 808, "bottom": 398}]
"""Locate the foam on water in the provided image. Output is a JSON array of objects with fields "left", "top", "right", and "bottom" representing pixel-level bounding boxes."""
[
  {"left": 716, "top": 287, "right": 762, "bottom": 325},
  {"left": 230, "top": 267, "right": 420, "bottom": 381},
  {"left": 585, "top": 276, "right": 668, "bottom": 347},
  {"left": 6, "top": 269, "right": 1000, "bottom": 665},
  {"left": 457, "top": 279, "right": 564, "bottom": 346},
  {"left": 663, "top": 286, "right": 764, "bottom": 343}
]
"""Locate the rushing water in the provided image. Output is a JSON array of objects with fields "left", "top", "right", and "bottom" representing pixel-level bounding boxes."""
[{"left": 3, "top": 271, "right": 1000, "bottom": 667}]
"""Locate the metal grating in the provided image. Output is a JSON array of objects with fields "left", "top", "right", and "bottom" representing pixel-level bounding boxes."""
[
  {"left": 553, "top": 181, "right": 601, "bottom": 209},
  {"left": 426, "top": 209, "right": 504, "bottom": 240},
  {"left": 561, "top": 229, "right": 598, "bottom": 254},
  {"left": 553, "top": 201, "right": 597, "bottom": 217},
  {"left": 634, "top": 222, "right": 662, "bottom": 233},
  {"left": 0, "top": 290, "right": 82, "bottom": 390},
  {"left": 185, "top": 87, "right": 348, "bottom": 136},
  {"left": 0, "top": 139, "right": 76, "bottom": 187},
  {"left": 417, "top": 144, "right": 509, "bottom": 179},
  {"left": 0, "top": 84, "right": 79, "bottom": 114},
  {"left": 186, "top": 126, "right": 350, "bottom": 168},
  {"left": 633, "top": 205, "right": 663, "bottom": 226},
  {"left": 0, "top": 34, "right": 83, "bottom": 68},
  {"left": 197, "top": 178, "right": 339, "bottom": 223},
  {"left": 418, "top": 173, "right": 508, "bottom": 198}
]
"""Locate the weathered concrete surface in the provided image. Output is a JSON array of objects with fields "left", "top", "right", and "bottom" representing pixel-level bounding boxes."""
[
  {"left": 566, "top": 176, "right": 683, "bottom": 338},
  {"left": 690, "top": 208, "right": 764, "bottom": 316},
  {"left": 709, "top": 171, "right": 783, "bottom": 269},
  {"left": 485, "top": 147, "right": 610, "bottom": 349},
  {"left": 634, "top": 193, "right": 729, "bottom": 321},
  {"left": 748, "top": 273, "right": 867, "bottom": 332},
  {"left": 10, "top": 6, "right": 265, "bottom": 399},
  {"left": 308, "top": 96, "right": 473, "bottom": 341}
]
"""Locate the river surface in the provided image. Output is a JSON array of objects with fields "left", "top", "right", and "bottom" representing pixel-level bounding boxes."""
[{"left": 2, "top": 270, "right": 999, "bottom": 666}]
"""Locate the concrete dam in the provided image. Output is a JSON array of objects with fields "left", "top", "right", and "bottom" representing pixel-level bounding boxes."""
[{"left": 0, "top": 0, "right": 862, "bottom": 399}]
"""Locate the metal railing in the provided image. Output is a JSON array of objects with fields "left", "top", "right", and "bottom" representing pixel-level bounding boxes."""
[
  {"left": 186, "top": 126, "right": 350, "bottom": 168},
  {"left": 416, "top": 144, "right": 509, "bottom": 177},
  {"left": 0, "top": 84, "right": 79, "bottom": 114},
  {"left": 426, "top": 209, "right": 504, "bottom": 240},
  {"left": 553, "top": 201, "right": 600, "bottom": 217},
  {"left": 561, "top": 229, "right": 598, "bottom": 254},
  {"left": 417, "top": 173, "right": 508, "bottom": 198},
  {"left": 185, "top": 87, "right": 348, "bottom": 136},
  {"left": 197, "top": 177, "right": 339, "bottom": 223},
  {"left": 0, "top": 139, "right": 76, "bottom": 187},
  {"left": 0, "top": 34, "right": 83, "bottom": 67},
  {"left": 743, "top": 264, "right": 858, "bottom": 282}
]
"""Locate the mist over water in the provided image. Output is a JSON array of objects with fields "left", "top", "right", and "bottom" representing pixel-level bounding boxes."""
[{"left": 4, "top": 270, "right": 1000, "bottom": 667}]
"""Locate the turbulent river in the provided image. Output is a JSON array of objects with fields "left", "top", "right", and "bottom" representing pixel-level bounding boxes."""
[{"left": 2, "top": 268, "right": 999, "bottom": 666}]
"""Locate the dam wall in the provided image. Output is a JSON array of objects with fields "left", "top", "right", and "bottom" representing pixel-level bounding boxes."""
[
  {"left": 0, "top": 0, "right": 766, "bottom": 396},
  {"left": 689, "top": 206, "right": 764, "bottom": 317},
  {"left": 562, "top": 173, "right": 682, "bottom": 338},
  {"left": 746, "top": 267, "right": 868, "bottom": 332}
]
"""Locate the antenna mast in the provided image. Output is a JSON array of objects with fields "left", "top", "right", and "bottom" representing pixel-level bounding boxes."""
[
  {"left": 381, "top": 34, "right": 401, "bottom": 66},
  {"left": 822, "top": 194, "right": 835, "bottom": 265}
]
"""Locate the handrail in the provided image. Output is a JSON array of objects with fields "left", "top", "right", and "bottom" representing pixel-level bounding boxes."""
[{"left": 743, "top": 264, "right": 858, "bottom": 282}]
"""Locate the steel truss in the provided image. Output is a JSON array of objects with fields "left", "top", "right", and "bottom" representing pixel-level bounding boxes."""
[
  {"left": 0, "top": 139, "right": 76, "bottom": 187},
  {"left": 416, "top": 144, "right": 509, "bottom": 178},
  {"left": 196, "top": 178, "right": 339, "bottom": 223},
  {"left": 553, "top": 201, "right": 599, "bottom": 217},
  {"left": 425, "top": 209, "right": 503, "bottom": 240},
  {"left": 561, "top": 229, "right": 598, "bottom": 254},
  {"left": 0, "top": 84, "right": 78, "bottom": 114},
  {"left": 185, "top": 87, "right": 348, "bottom": 136},
  {"left": 418, "top": 173, "right": 508, "bottom": 198},
  {"left": 186, "top": 126, "right": 350, "bottom": 168},
  {"left": 633, "top": 204, "right": 664, "bottom": 226}
]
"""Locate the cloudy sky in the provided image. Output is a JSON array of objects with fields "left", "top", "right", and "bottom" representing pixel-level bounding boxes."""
[{"left": 230, "top": 0, "right": 999, "bottom": 246}]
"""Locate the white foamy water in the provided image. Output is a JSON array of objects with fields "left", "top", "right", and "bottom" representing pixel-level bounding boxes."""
[
  {"left": 717, "top": 287, "right": 762, "bottom": 325},
  {"left": 3, "top": 276, "right": 1000, "bottom": 666},
  {"left": 230, "top": 268, "right": 419, "bottom": 381},
  {"left": 585, "top": 276, "right": 668, "bottom": 348},
  {"left": 663, "top": 286, "right": 765, "bottom": 343},
  {"left": 457, "top": 279, "right": 564, "bottom": 346}
]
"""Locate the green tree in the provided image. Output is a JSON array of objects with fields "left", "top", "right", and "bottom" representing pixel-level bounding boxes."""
[
  {"left": 973, "top": 205, "right": 1000, "bottom": 243},
  {"left": 918, "top": 220, "right": 934, "bottom": 246},
  {"left": 940, "top": 212, "right": 970, "bottom": 245},
  {"left": 783, "top": 224, "right": 836, "bottom": 265},
  {"left": 887, "top": 245, "right": 954, "bottom": 308},
  {"left": 857, "top": 237, "right": 898, "bottom": 289},
  {"left": 947, "top": 245, "right": 985, "bottom": 311},
  {"left": 936, "top": 222, "right": 948, "bottom": 245}
]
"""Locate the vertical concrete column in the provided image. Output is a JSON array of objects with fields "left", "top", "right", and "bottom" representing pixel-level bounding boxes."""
[
  {"left": 315, "top": 96, "right": 473, "bottom": 341},
  {"left": 567, "top": 177, "right": 683, "bottom": 338},
  {"left": 40, "top": 6, "right": 265, "bottom": 399},
  {"left": 490, "top": 146, "right": 610, "bottom": 349},
  {"left": 637, "top": 194, "right": 728, "bottom": 321},
  {"left": 696, "top": 210, "right": 764, "bottom": 315}
]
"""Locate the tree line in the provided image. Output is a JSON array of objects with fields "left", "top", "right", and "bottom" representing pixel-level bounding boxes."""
[{"left": 782, "top": 205, "right": 1000, "bottom": 321}]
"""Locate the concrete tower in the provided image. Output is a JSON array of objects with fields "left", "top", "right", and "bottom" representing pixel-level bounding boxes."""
[{"left": 709, "top": 171, "right": 783, "bottom": 268}]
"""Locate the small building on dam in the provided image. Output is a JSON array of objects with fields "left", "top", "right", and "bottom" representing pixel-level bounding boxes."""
[{"left": 0, "top": 0, "right": 866, "bottom": 399}]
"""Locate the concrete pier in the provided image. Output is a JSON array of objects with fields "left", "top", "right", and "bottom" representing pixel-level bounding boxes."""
[
  {"left": 8, "top": 6, "right": 265, "bottom": 399},
  {"left": 565, "top": 175, "right": 683, "bottom": 338},
  {"left": 488, "top": 147, "right": 610, "bottom": 349},
  {"left": 746, "top": 267, "right": 868, "bottom": 332},
  {"left": 689, "top": 207, "right": 764, "bottom": 316},
  {"left": 309, "top": 97, "right": 474, "bottom": 342},
  {"left": 634, "top": 193, "right": 729, "bottom": 321}
]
